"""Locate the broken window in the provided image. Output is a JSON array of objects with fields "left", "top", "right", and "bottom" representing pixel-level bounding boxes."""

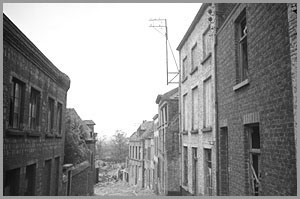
[
  {"left": 29, "top": 88, "right": 40, "bottom": 131},
  {"left": 9, "top": 77, "right": 25, "bottom": 129},
  {"left": 248, "top": 125, "right": 261, "bottom": 196},
  {"left": 183, "top": 146, "right": 188, "bottom": 186},
  {"left": 236, "top": 9, "right": 248, "bottom": 83},
  {"left": 204, "top": 148, "right": 212, "bottom": 195}
]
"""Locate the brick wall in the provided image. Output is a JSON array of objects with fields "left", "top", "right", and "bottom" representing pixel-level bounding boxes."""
[
  {"left": 216, "top": 3, "right": 296, "bottom": 196},
  {"left": 3, "top": 14, "right": 70, "bottom": 196}
]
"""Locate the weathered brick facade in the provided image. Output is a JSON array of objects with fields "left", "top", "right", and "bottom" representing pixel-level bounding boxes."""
[
  {"left": 155, "top": 87, "right": 180, "bottom": 195},
  {"left": 177, "top": 3, "right": 218, "bottom": 196},
  {"left": 216, "top": 3, "right": 297, "bottom": 196},
  {"left": 3, "top": 14, "right": 70, "bottom": 196}
]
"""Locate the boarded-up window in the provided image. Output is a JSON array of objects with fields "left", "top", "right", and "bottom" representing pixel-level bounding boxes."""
[
  {"left": 204, "top": 78, "right": 212, "bottom": 128},
  {"left": 183, "top": 146, "right": 188, "bottom": 186},
  {"left": 192, "top": 87, "right": 199, "bottom": 130}
]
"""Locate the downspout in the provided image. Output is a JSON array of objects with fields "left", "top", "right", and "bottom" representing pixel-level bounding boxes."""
[
  {"left": 178, "top": 50, "right": 182, "bottom": 195},
  {"left": 212, "top": 3, "right": 220, "bottom": 196}
]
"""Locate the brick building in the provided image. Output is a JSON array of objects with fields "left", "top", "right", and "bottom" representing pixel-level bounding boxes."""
[
  {"left": 141, "top": 122, "right": 155, "bottom": 190},
  {"left": 127, "top": 121, "right": 153, "bottom": 188},
  {"left": 176, "top": 3, "right": 217, "bottom": 196},
  {"left": 215, "top": 3, "right": 297, "bottom": 196},
  {"left": 3, "top": 14, "right": 70, "bottom": 195},
  {"left": 154, "top": 87, "right": 180, "bottom": 196}
]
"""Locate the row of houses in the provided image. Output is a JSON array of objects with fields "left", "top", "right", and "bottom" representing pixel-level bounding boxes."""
[
  {"left": 3, "top": 14, "right": 98, "bottom": 196},
  {"left": 127, "top": 3, "right": 297, "bottom": 196}
]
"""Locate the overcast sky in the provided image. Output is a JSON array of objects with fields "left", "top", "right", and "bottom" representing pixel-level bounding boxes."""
[{"left": 3, "top": 3, "right": 202, "bottom": 139}]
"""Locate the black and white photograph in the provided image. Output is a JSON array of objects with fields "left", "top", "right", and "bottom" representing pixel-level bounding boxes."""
[{"left": 2, "top": 2, "right": 298, "bottom": 196}]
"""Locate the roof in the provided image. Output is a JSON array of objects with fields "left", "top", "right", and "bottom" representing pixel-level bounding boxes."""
[
  {"left": 3, "top": 14, "right": 70, "bottom": 91},
  {"left": 83, "top": 120, "right": 96, "bottom": 125},
  {"left": 176, "top": 3, "right": 211, "bottom": 51},
  {"left": 155, "top": 87, "right": 178, "bottom": 105},
  {"left": 129, "top": 121, "right": 154, "bottom": 141}
]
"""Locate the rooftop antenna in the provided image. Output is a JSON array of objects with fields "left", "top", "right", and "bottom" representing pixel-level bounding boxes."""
[{"left": 149, "top": 18, "right": 179, "bottom": 85}]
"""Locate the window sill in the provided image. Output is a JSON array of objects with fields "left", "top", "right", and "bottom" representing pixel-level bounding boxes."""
[
  {"left": 201, "top": 127, "right": 212, "bottom": 133},
  {"left": 182, "top": 131, "right": 188, "bottom": 135},
  {"left": 191, "top": 129, "right": 199, "bottom": 134},
  {"left": 233, "top": 79, "right": 249, "bottom": 91},
  {"left": 55, "top": 134, "right": 63, "bottom": 138},
  {"left": 6, "top": 128, "right": 26, "bottom": 136},
  {"left": 27, "top": 131, "right": 41, "bottom": 137},
  {"left": 181, "top": 76, "right": 188, "bottom": 84},
  {"left": 201, "top": 52, "right": 212, "bottom": 65},
  {"left": 181, "top": 185, "right": 188, "bottom": 191},
  {"left": 189, "top": 66, "right": 198, "bottom": 75},
  {"left": 45, "top": 133, "right": 55, "bottom": 138}
]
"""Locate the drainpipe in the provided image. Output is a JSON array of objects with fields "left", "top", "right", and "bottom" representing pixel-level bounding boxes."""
[
  {"left": 211, "top": 3, "right": 220, "bottom": 196},
  {"left": 178, "top": 50, "right": 182, "bottom": 195}
]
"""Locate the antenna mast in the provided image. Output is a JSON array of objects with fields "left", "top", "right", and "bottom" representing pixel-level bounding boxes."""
[{"left": 149, "top": 18, "right": 179, "bottom": 85}]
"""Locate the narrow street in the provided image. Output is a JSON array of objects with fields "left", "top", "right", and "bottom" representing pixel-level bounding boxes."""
[{"left": 94, "top": 181, "right": 155, "bottom": 196}]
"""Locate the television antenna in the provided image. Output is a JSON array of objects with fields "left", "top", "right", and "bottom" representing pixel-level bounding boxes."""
[{"left": 149, "top": 18, "right": 179, "bottom": 85}]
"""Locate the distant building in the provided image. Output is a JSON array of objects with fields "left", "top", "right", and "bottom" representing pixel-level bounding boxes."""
[
  {"left": 154, "top": 87, "right": 180, "bottom": 196},
  {"left": 127, "top": 121, "right": 153, "bottom": 188},
  {"left": 3, "top": 14, "right": 70, "bottom": 196},
  {"left": 176, "top": 3, "right": 217, "bottom": 196},
  {"left": 141, "top": 120, "right": 155, "bottom": 190},
  {"left": 215, "top": 3, "right": 297, "bottom": 196}
]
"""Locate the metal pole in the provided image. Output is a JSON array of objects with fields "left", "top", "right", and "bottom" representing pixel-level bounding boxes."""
[{"left": 165, "top": 19, "right": 169, "bottom": 85}]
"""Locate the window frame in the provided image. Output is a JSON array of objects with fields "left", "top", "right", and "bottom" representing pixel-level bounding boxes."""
[
  {"left": 235, "top": 9, "right": 248, "bottom": 84},
  {"left": 9, "top": 77, "right": 25, "bottom": 130},
  {"left": 29, "top": 87, "right": 41, "bottom": 131},
  {"left": 47, "top": 97, "right": 55, "bottom": 134}
]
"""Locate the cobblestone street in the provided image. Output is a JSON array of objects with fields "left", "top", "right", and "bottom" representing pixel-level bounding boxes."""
[{"left": 94, "top": 181, "right": 156, "bottom": 196}]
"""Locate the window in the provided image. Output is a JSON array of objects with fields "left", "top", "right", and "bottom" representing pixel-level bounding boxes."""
[
  {"left": 47, "top": 98, "right": 55, "bottom": 133},
  {"left": 29, "top": 88, "right": 40, "bottom": 131},
  {"left": 204, "top": 148, "right": 212, "bottom": 196},
  {"left": 25, "top": 164, "right": 36, "bottom": 196},
  {"left": 192, "top": 87, "right": 199, "bottom": 131},
  {"left": 203, "top": 78, "right": 212, "bottom": 128},
  {"left": 182, "top": 56, "right": 187, "bottom": 80},
  {"left": 247, "top": 125, "right": 261, "bottom": 196},
  {"left": 203, "top": 26, "right": 212, "bottom": 59},
  {"left": 43, "top": 159, "right": 52, "bottom": 195},
  {"left": 220, "top": 127, "right": 229, "bottom": 195},
  {"left": 191, "top": 43, "right": 198, "bottom": 71},
  {"left": 9, "top": 78, "right": 25, "bottom": 129},
  {"left": 4, "top": 168, "right": 21, "bottom": 196},
  {"left": 183, "top": 94, "right": 188, "bottom": 132},
  {"left": 192, "top": 147, "right": 198, "bottom": 195},
  {"left": 236, "top": 10, "right": 248, "bottom": 83},
  {"left": 147, "top": 147, "right": 151, "bottom": 160},
  {"left": 139, "top": 146, "right": 141, "bottom": 160},
  {"left": 183, "top": 146, "right": 188, "bottom": 186},
  {"left": 56, "top": 102, "right": 63, "bottom": 134}
]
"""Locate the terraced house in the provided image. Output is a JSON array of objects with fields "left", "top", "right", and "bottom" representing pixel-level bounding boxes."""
[
  {"left": 215, "top": 3, "right": 297, "bottom": 196},
  {"left": 176, "top": 3, "right": 217, "bottom": 196},
  {"left": 3, "top": 14, "right": 70, "bottom": 196}
]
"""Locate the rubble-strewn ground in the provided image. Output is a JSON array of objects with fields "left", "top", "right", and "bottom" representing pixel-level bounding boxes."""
[
  {"left": 94, "top": 160, "right": 155, "bottom": 196},
  {"left": 94, "top": 180, "right": 156, "bottom": 196}
]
